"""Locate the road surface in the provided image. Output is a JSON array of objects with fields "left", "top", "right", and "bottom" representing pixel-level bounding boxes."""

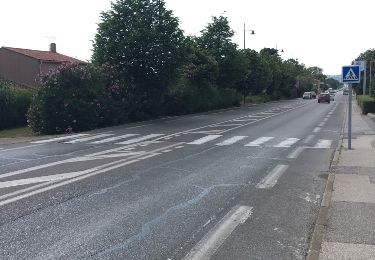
[{"left": 0, "top": 94, "right": 346, "bottom": 259}]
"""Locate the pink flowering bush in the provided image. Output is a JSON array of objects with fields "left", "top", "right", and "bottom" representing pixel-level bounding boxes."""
[{"left": 27, "top": 63, "right": 128, "bottom": 134}]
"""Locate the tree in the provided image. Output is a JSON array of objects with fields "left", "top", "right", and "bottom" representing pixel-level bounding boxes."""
[
  {"left": 356, "top": 49, "right": 375, "bottom": 96},
  {"left": 92, "top": 0, "right": 186, "bottom": 117},
  {"left": 197, "top": 15, "right": 246, "bottom": 89}
]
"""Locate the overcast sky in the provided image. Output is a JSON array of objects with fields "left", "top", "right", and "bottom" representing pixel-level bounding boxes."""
[{"left": 1, "top": 0, "right": 373, "bottom": 75}]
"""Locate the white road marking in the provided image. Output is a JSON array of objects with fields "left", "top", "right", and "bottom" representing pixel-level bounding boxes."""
[
  {"left": 314, "top": 139, "right": 332, "bottom": 149},
  {"left": 90, "top": 134, "right": 139, "bottom": 144},
  {"left": 31, "top": 134, "right": 89, "bottom": 144},
  {"left": 274, "top": 138, "right": 299, "bottom": 148},
  {"left": 0, "top": 169, "right": 97, "bottom": 189},
  {"left": 245, "top": 137, "right": 274, "bottom": 147},
  {"left": 303, "top": 134, "right": 315, "bottom": 144},
  {"left": 64, "top": 134, "right": 114, "bottom": 144},
  {"left": 313, "top": 127, "right": 321, "bottom": 133},
  {"left": 216, "top": 136, "right": 247, "bottom": 146},
  {"left": 256, "top": 164, "right": 289, "bottom": 189},
  {"left": 322, "top": 118, "right": 328, "bottom": 122},
  {"left": 0, "top": 143, "right": 183, "bottom": 207},
  {"left": 318, "top": 122, "right": 325, "bottom": 127},
  {"left": 188, "top": 135, "right": 222, "bottom": 145},
  {"left": 183, "top": 205, "right": 253, "bottom": 260},
  {"left": 287, "top": 146, "right": 305, "bottom": 159},
  {"left": 116, "top": 134, "right": 163, "bottom": 145}
]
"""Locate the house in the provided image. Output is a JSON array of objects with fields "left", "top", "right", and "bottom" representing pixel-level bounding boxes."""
[{"left": 0, "top": 43, "right": 86, "bottom": 88}]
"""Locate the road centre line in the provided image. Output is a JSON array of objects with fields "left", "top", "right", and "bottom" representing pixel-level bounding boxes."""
[
  {"left": 182, "top": 205, "right": 253, "bottom": 260},
  {"left": 287, "top": 146, "right": 305, "bottom": 159},
  {"left": 318, "top": 122, "right": 325, "bottom": 127},
  {"left": 256, "top": 164, "right": 289, "bottom": 189},
  {"left": 0, "top": 144, "right": 44, "bottom": 153},
  {"left": 313, "top": 127, "right": 321, "bottom": 133},
  {"left": 117, "top": 134, "right": 164, "bottom": 145}
]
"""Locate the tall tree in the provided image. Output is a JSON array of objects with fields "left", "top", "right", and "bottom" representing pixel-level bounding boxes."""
[{"left": 92, "top": 0, "right": 186, "bottom": 117}]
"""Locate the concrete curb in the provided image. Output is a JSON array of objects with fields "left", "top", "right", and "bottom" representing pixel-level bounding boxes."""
[{"left": 306, "top": 101, "right": 347, "bottom": 260}]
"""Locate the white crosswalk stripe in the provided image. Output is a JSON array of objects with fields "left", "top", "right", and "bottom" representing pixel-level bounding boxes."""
[
  {"left": 31, "top": 134, "right": 89, "bottom": 144},
  {"left": 90, "top": 134, "right": 139, "bottom": 144},
  {"left": 314, "top": 139, "right": 332, "bottom": 148},
  {"left": 274, "top": 138, "right": 300, "bottom": 148},
  {"left": 188, "top": 135, "right": 222, "bottom": 145},
  {"left": 216, "top": 136, "right": 247, "bottom": 146},
  {"left": 245, "top": 137, "right": 274, "bottom": 147},
  {"left": 116, "top": 134, "right": 163, "bottom": 145},
  {"left": 64, "top": 134, "right": 114, "bottom": 144}
]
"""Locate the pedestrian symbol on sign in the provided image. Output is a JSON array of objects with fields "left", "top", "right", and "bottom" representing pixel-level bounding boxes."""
[{"left": 344, "top": 68, "right": 358, "bottom": 81}]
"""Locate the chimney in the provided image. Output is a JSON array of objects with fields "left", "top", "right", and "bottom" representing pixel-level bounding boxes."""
[{"left": 50, "top": 43, "right": 56, "bottom": 53}]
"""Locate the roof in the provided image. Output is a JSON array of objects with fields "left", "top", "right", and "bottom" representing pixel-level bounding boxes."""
[{"left": 2, "top": 47, "right": 86, "bottom": 63}]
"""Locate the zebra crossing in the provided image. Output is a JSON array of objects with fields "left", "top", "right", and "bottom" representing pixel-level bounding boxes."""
[{"left": 31, "top": 132, "right": 333, "bottom": 149}]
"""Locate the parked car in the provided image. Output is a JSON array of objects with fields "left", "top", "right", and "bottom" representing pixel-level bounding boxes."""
[
  {"left": 311, "top": 91, "right": 317, "bottom": 99},
  {"left": 318, "top": 93, "right": 330, "bottom": 103},
  {"left": 330, "top": 93, "right": 335, "bottom": 101},
  {"left": 302, "top": 92, "right": 312, "bottom": 99},
  {"left": 343, "top": 89, "right": 349, "bottom": 95}
]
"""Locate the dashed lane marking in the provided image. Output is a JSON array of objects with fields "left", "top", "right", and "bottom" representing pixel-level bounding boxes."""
[
  {"left": 313, "top": 127, "right": 321, "bottom": 133},
  {"left": 183, "top": 205, "right": 253, "bottom": 260},
  {"left": 303, "top": 134, "right": 315, "bottom": 144},
  {"left": 287, "top": 146, "right": 305, "bottom": 159},
  {"left": 256, "top": 164, "right": 289, "bottom": 189}
]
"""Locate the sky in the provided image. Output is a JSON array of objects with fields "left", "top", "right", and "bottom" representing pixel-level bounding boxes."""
[{"left": 0, "top": 0, "right": 373, "bottom": 75}]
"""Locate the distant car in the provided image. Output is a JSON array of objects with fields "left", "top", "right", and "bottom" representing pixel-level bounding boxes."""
[
  {"left": 343, "top": 89, "right": 349, "bottom": 95},
  {"left": 330, "top": 93, "right": 335, "bottom": 101},
  {"left": 311, "top": 91, "right": 317, "bottom": 99},
  {"left": 318, "top": 93, "right": 330, "bottom": 103},
  {"left": 303, "top": 92, "right": 312, "bottom": 99}
]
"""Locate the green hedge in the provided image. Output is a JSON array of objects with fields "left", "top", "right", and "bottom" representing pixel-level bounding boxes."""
[
  {"left": 0, "top": 80, "right": 34, "bottom": 130},
  {"left": 357, "top": 95, "right": 375, "bottom": 114}
]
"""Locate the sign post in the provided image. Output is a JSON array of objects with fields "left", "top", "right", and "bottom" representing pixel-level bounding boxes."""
[{"left": 342, "top": 65, "right": 360, "bottom": 149}]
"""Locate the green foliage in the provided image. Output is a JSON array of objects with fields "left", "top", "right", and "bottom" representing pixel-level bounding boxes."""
[
  {"left": 357, "top": 95, "right": 375, "bottom": 114},
  {"left": 246, "top": 94, "right": 272, "bottom": 104},
  {"left": 355, "top": 49, "right": 375, "bottom": 96},
  {"left": 163, "top": 85, "right": 240, "bottom": 115},
  {"left": 27, "top": 63, "right": 127, "bottom": 134},
  {"left": 92, "top": 0, "right": 186, "bottom": 116},
  {"left": 0, "top": 79, "right": 33, "bottom": 130}
]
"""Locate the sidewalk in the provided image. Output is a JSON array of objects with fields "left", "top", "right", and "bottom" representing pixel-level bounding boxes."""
[{"left": 319, "top": 101, "right": 375, "bottom": 259}]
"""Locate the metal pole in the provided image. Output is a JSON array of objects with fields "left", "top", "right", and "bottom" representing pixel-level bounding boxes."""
[
  {"left": 243, "top": 23, "right": 246, "bottom": 49},
  {"left": 370, "top": 62, "right": 372, "bottom": 96},
  {"left": 363, "top": 61, "right": 367, "bottom": 95},
  {"left": 348, "top": 84, "right": 352, "bottom": 149}
]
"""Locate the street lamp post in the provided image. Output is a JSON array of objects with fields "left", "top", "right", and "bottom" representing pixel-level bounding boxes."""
[
  {"left": 243, "top": 23, "right": 255, "bottom": 104},
  {"left": 243, "top": 23, "right": 255, "bottom": 50}
]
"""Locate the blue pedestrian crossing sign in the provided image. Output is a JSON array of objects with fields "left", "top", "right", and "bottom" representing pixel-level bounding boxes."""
[{"left": 342, "top": 65, "right": 360, "bottom": 83}]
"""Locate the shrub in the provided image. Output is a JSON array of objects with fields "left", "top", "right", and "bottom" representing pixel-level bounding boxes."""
[
  {"left": 163, "top": 86, "right": 240, "bottom": 116},
  {"left": 357, "top": 95, "right": 375, "bottom": 114},
  {"left": 0, "top": 80, "right": 33, "bottom": 130},
  {"left": 27, "top": 63, "right": 128, "bottom": 134}
]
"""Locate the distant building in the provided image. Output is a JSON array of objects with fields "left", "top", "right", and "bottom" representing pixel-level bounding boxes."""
[{"left": 0, "top": 43, "right": 86, "bottom": 88}]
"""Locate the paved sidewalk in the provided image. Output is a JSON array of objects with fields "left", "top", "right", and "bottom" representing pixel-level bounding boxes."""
[{"left": 319, "top": 101, "right": 375, "bottom": 259}]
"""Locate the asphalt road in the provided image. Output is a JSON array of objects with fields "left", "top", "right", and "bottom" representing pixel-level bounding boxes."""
[{"left": 0, "top": 93, "right": 346, "bottom": 260}]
